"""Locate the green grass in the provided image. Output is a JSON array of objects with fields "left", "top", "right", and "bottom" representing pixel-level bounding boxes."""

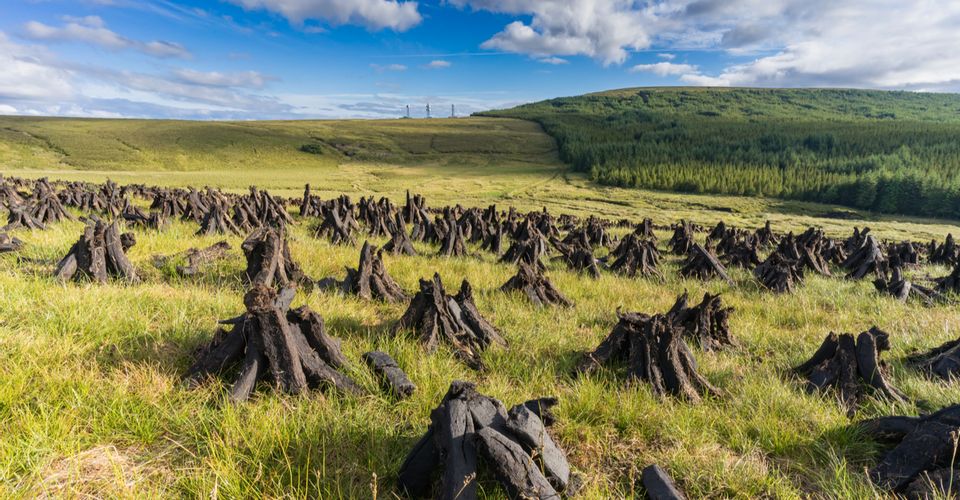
[{"left": 1, "top": 116, "right": 960, "bottom": 498}]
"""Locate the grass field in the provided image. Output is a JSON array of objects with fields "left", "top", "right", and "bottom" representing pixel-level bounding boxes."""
[{"left": 2, "top": 116, "right": 960, "bottom": 498}]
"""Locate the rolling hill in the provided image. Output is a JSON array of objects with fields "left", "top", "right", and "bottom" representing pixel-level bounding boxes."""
[{"left": 482, "top": 87, "right": 960, "bottom": 218}]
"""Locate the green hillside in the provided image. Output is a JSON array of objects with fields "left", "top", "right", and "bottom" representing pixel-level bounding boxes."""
[{"left": 482, "top": 87, "right": 960, "bottom": 218}]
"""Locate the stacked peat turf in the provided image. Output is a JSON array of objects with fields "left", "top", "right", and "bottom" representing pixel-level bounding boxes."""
[
  {"left": 184, "top": 285, "right": 361, "bottom": 402},
  {"left": 873, "top": 267, "right": 947, "bottom": 306},
  {"left": 437, "top": 209, "right": 468, "bottom": 257},
  {"left": 54, "top": 220, "right": 138, "bottom": 284},
  {"left": 0, "top": 233, "right": 24, "bottom": 253},
  {"left": 500, "top": 219, "right": 549, "bottom": 270},
  {"left": 3, "top": 204, "right": 45, "bottom": 231},
  {"left": 358, "top": 196, "right": 395, "bottom": 237},
  {"left": 121, "top": 202, "right": 166, "bottom": 230},
  {"left": 665, "top": 291, "right": 735, "bottom": 351},
  {"left": 794, "top": 327, "right": 906, "bottom": 416},
  {"left": 393, "top": 273, "right": 506, "bottom": 370},
  {"left": 299, "top": 184, "right": 322, "bottom": 217},
  {"left": 679, "top": 243, "right": 734, "bottom": 285},
  {"left": 842, "top": 234, "right": 887, "bottom": 280},
  {"left": 754, "top": 220, "right": 778, "bottom": 248},
  {"left": 318, "top": 241, "right": 407, "bottom": 303},
  {"left": 935, "top": 264, "right": 960, "bottom": 294},
  {"left": 929, "top": 234, "right": 959, "bottom": 266},
  {"left": 906, "top": 337, "right": 960, "bottom": 381},
  {"left": 634, "top": 218, "right": 658, "bottom": 241},
  {"left": 397, "top": 381, "right": 574, "bottom": 499},
  {"left": 886, "top": 241, "right": 920, "bottom": 269},
  {"left": 29, "top": 179, "right": 74, "bottom": 224},
  {"left": 719, "top": 236, "right": 761, "bottom": 269},
  {"left": 501, "top": 262, "right": 572, "bottom": 307},
  {"left": 241, "top": 226, "right": 306, "bottom": 288},
  {"left": 856, "top": 404, "right": 960, "bottom": 496},
  {"left": 754, "top": 252, "right": 803, "bottom": 293},
  {"left": 555, "top": 244, "right": 601, "bottom": 279},
  {"left": 315, "top": 196, "right": 358, "bottom": 246},
  {"left": 383, "top": 213, "right": 417, "bottom": 256},
  {"left": 668, "top": 220, "right": 696, "bottom": 255},
  {"left": 793, "top": 228, "right": 834, "bottom": 275},
  {"left": 608, "top": 233, "right": 663, "bottom": 280},
  {"left": 575, "top": 311, "right": 720, "bottom": 402},
  {"left": 197, "top": 202, "right": 242, "bottom": 236}
]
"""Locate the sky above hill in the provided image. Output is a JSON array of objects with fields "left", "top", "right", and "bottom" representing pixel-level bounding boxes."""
[{"left": 2, "top": 0, "right": 959, "bottom": 119}]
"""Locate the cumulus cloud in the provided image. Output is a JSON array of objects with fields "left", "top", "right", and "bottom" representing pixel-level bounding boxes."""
[
  {"left": 22, "top": 16, "right": 190, "bottom": 58},
  {"left": 452, "top": 0, "right": 654, "bottom": 66},
  {"left": 229, "top": 0, "right": 422, "bottom": 31},
  {"left": 425, "top": 60, "right": 452, "bottom": 69},
  {"left": 630, "top": 62, "right": 697, "bottom": 76}
]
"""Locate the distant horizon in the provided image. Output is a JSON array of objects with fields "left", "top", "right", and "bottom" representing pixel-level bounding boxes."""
[{"left": 2, "top": 1, "right": 959, "bottom": 120}]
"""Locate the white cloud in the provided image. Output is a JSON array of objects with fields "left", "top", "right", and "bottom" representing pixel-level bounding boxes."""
[
  {"left": 657, "top": 53, "right": 676, "bottom": 60},
  {"left": 0, "top": 104, "right": 17, "bottom": 114},
  {"left": 22, "top": 16, "right": 190, "bottom": 58},
  {"left": 451, "top": 0, "right": 655, "bottom": 66},
  {"left": 370, "top": 63, "right": 408, "bottom": 72},
  {"left": 425, "top": 60, "right": 452, "bottom": 69},
  {"left": 229, "top": 0, "right": 422, "bottom": 31},
  {"left": 630, "top": 62, "right": 697, "bottom": 76},
  {"left": 172, "top": 69, "right": 275, "bottom": 89},
  {"left": 537, "top": 57, "right": 568, "bottom": 65},
  {"left": 0, "top": 32, "right": 74, "bottom": 101}
]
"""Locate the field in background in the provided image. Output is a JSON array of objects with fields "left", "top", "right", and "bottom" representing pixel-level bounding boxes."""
[{"left": 1, "top": 116, "right": 960, "bottom": 498}]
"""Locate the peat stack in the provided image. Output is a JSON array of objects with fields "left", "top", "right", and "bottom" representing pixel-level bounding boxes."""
[
  {"left": 3, "top": 205, "right": 45, "bottom": 231},
  {"left": 501, "top": 262, "right": 572, "bottom": 307},
  {"left": 719, "top": 237, "right": 761, "bottom": 269},
  {"left": 754, "top": 220, "right": 778, "bottom": 248},
  {"left": 887, "top": 241, "right": 920, "bottom": 269},
  {"left": 54, "top": 220, "right": 138, "bottom": 284},
  {"left": 319, "top": 242, "right": 407, "bottom": 303},
  {"left": 197, "top": 203, "right": 242, "bottom": 236},
  {"left": 679, "top": 244, "right": 734, "bottom": 285},
  {"left": 556, "top": 245, "right": 601, "bottom": 279},
  {"left": 0, "top": 233, "right": 23, "bottom": 253},
  {"left": 934, "top": 264, "right": 960, "bottom": 294},
  {"left": 794, "top": 328, "right": 906, "bottom": 416},
  {"left": 907, "top": 337, "right": 960, "bottom": 381},
  {"left": 299, "top": 184, "right": 322, "bottom": 217},
  {"left": 315, "top": 197, "right": 358, "bottom": 245},
  {"left": 121, "top": 203, "right": 166, "bottom": 230},
  {"left": 842, "top": 234, "right": 887, "bottom": 280},
  {"left": 929, "top": 234, "right": 959, "bottom": 265},
  {"left": 393, "top": 274, "right": 506, "bottom": 370},
  {"left": 501, "top": 219, "right": 549, "bottom": 269},
  {"left": 792, "top": 228, "right": 833, "bottom": 275},
  {"left": 184, "top": 285, "right": 361, "bottom": 402},
  {"left": 575, "top": 312, "right": 720, "bottom": 402},
  {"left": 358, "top": 196, "right": 395, "bottom": 237},
  {"left": 665, "top": 291, "right": 735, "bottom": 351},
  {"left": 668, "top": 221, "right": 696, "bottom": 255},
  {"left": 873, "top": 267, "right": 946, "bottom": 306},
  {"left": 437, "top": 209, "right": 468, "bottom": 257},
  {"left": 29, "top": 180, "right": 74, "bottom": 224},
  {"left": 397, "top": 381, "right": 573, "bottom": 499},
  {"left": 856, "top": 404, "right": 960, "bottom": 495},
  {"left": 608, "top": 234, "right": 662, "bottom": 280},
  {"left": 634, "top": 218, "right": 658, "bottom": 241},
  {"left": 754, "top": 253, "right": 803, "bottom": 293},
  {"left": 383, "top": 213, "right": 417, "bottom": 256},
  {"left": 241, "top": 226, "right": 305, "bottom": 288},
  {"left": 480, "top": 221, "right": 504, "bottom": 255}
]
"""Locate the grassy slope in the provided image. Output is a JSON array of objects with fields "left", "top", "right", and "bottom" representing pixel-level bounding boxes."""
[{"left": 0, "top": 116, "right": 959, "bottom": 498}]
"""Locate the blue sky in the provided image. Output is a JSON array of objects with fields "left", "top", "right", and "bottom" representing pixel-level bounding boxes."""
[{"left": 2, "top": 0, "right": 958, "bottom": 119}]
